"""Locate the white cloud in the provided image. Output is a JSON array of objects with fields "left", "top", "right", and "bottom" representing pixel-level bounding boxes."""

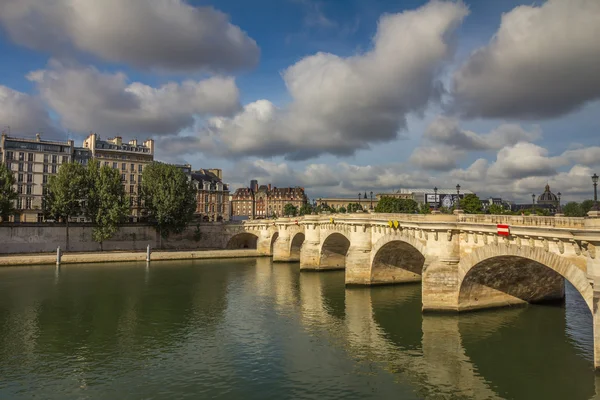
[
  {"left": 165, "top": 1, "right": 469, "bottom": 160},
  {"left": 408, "top": 146, "right": 464, "bottom": 170},
  {"left": 27, "top": 62, "right": 240, "bottom": 135},
  {"left": 450, "top": 158, "right": 489, "bottom": 182},
  {"left": 0, "top": 0, "right": 259, "bottom": 73},
  {"left": 487, "top": 142, "right": 567, "bottom": 180},
  {"left": 561, "top": 147, "right": 600, "bottom": 166},
  {"left": 452, "top": 0, "right": 600, "bottom": 118},
  {"left": 0, "top": 85, "right": 59, "bottom": 137}
]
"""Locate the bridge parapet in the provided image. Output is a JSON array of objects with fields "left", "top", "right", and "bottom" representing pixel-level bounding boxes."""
[{"left": 457, "top": 214, "right": 586, "bottom": 229}]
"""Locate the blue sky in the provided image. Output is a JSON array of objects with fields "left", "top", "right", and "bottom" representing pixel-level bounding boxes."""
[{"left": 0, "top": 0, "right": 598, "bottom": 202}]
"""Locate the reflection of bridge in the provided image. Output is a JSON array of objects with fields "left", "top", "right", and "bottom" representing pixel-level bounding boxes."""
[{"left": 228, "top": 213, "right": 600, "bottom": 369}]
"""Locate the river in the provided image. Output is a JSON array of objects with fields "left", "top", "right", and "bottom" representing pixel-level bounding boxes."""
[{"left": 0, "top": 258, "right": 597, "bottom": 399}]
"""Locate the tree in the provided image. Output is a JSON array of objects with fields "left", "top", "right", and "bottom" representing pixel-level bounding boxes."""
[
  {"left": 299, "top": 203, "right": 313, "bottom": 216},
  {"left": 581, "top": 200, "right": 595, "bottom": 215},
  {"left": 140, "top": 163, "right": 197, "bottom": 242},
  {"left": 44, "top": 162, "right": 86, "bottom": 250},
  {"left": 338, "top": 206, "right": 347, "bottom": 213},
  {"left": 419, "top": 203, "right": 431, "bottom": 214},
  {"left": 347, "top": 202, "right": 364, "bottom": 213},
  {"left": 84, "top": 160, "right": 129, "bottom": 250},
  {"left": 461, "top": 194, "right": 482, "bottom": 214},
  {"left": 0, "top": 163, "right": 17, "bottom": 222},
  {"left": 563, "top": 202, "right": 584, "bottom": 217},
  {"left": 374, "top": 197, "right": 418, "bottom": 213},
  {"left": 488, "top": 204, "right": 504, "bottom": 215},
  {"left": 283, "top": 203, "right": 298, "bottom": 217}
]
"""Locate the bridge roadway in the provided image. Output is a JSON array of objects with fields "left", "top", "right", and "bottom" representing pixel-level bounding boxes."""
[{"left": 227, "top": 212, "right": 600, "bottom": 369}]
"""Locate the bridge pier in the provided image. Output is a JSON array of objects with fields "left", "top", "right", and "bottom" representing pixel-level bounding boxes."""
[
  {"left": 345, "top": 246, "right": 373, "bottom": 284},
  {"left": 299, "top": 225, "right": 322, "bottom": 269},
  {"left": 272, "top": 227, "right": 291, "bottom": 262}
]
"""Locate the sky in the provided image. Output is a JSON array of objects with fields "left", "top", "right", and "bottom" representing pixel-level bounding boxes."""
[{"left": 0, "top": 0, "right": 599, "bottom": 203}]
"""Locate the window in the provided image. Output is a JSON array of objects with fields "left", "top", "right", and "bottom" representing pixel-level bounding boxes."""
[
  {"left": 43, "top": 186, "right": 48, "bottom": 196},
  {"left": 121, "top": 163, "right": 126, "bottom": 171},
  {"left": 104, "top": 161, "right": 109, "bottom": 167},
  {"left": 43, "top": 164, "right": 48, "bottom": 173},
  {"left": 28, "top": 153, "right": 34, "bottom": 162},
  {"left": 17, "top": 174, "right": 23, "bottom": 183},
  {"left": 37, "top": 214, "right": 44, "bottom": 223},
  {"left": 51, "top": 165, "right": 57, "bottom": 174},
  {"left": 121, "top": 174, "right": 126, "bottom": 181},
  {"left": 129, "top": 197, "right": 134, "bottom": 206},
  {"left": 113, "top": 162, "right": 117, "bottom": 169},
  {"left": 26, "top": 185, "right": 32, "bottom": 195},
  {"left": 52, "top": 155, "right": 57, "bottom": 164},
  {"left": 6, "top": 162, "right": 11, "bottom": 170},
  {"left": 6, "top": 151, "right": 13, "bottom": 160},
  {"left": 62, "top": 156, "right": 68, "bottom": 163},
  {"left": 18, "top": 163, "right": 23, "bottom": 172},
  {"left": 19, "top": 152, "right": 24, "bottom": 161},
  {"left": 17, "top": 185, "right": 23, "bottom": 194},
  {"left": 205, "top": 204, "right": 209, "bottom": 212},
  {"left": 26, "top": 198, "right": 32, "bottom": 209},
  {"left": 27, "top": 174, "right": 32, "bottom": 183},
  {"left": 130, "top": 185, "right": 134, "bottom": 194},
  {"left": 130, "top": 174, "right": 135, "bottom": 183},
  {"left": 44, "top": 154, "right": 49, "bottom": 163},
  {"left": 204, "top": 195, "right": 209, "bottom": 203},
  {"left": 17, "top": 198, "right": 22, "bottom": 209},
  {"left": 27, "top": 163, "right": 33, "bottom": 172},
  {"left": 130, "top": 163, "right": 135, "bottom": 172},
  {"left": 138, "top": 164, "right": 143, "bottom": 173}
]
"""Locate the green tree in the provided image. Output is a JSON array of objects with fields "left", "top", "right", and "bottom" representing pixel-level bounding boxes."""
[
  {"left": 84, "top": 160, "right": 129, "bottom": 250},
  {"left": 374, "top": 197, "right": 418, "bottom": 213},
  {"left": 140, "top": 163, "right": 197, "bottom": 242},
  {"left": 338, "top": 206, "right": 347, "bottom": 213},
  {"left": 0, "top": 162, "right": 17, "bottom": 222},
  {"left": 562, "top": 202, "right": 584, "bottom": 217},
  {"left": 461, "top": 194, "right": 482, "bottom": 214},
  {"left": 299, "top": 203, "right": 313, "bottom": 216},
  {"left": 44, "top": 162, "right": 86, "bottom": 250},
  {"left": 581, "top": 200, "right": 595, "bottom": 215},
  {"left": 419, "top": 203, "right": 431, "bottom": 214},
  {"left": 347, "top": 202, "right": 364, "bottom": 213},
  {"left": 488, "top": 204, "right": 504, "bottom": 215},
  {"left": 283, "top": 203, "right": 298, "bottom": 217}
]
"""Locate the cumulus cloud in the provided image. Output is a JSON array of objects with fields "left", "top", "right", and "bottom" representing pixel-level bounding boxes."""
[
  {"left": 424, "top": 116, "right": 541, "bottom": 150},
  {"left": 27, "top": 62, "right": 240, "bottom": 135},
  {"left": 487, "top": 142, "right": 567, "bottom": 180},
  {"left": 0, "top": 0, "right": 259, "bottom": 73},
  {"left": 163, "top": 1, "right": 469, "bottom": 160},
  {"left": 0, "top": 85, "right": 59, "bottom": 137},
  {"left": 452, "top": 0, "right": 600, "bottom": 119},
  {"left": 408, "top": 146, "right": 464, "bottom": 171},
  {"left": 450, "top": 158, "right": 489, "bottom": 182},
  {"left": 561, "top": 147, "right": 600, "bottom": 166}
]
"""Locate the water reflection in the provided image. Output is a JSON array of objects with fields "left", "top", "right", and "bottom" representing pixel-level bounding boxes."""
[{"left": 0, "top": 260, "right": 598, "bottom": 399}]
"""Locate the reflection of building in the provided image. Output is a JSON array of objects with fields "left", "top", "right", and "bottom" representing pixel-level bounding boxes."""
[
  {"left": 0, "top": 133, "right": 76, "bottom": 222},
  {"left": 231, "top": 181, "right": 307, "bottom": 219},
  {"left": 83, "top": 133, "right": 154, "bottom": 222},
  {"left": 192, "top": 169, "right": 230, "bottom": 222}
]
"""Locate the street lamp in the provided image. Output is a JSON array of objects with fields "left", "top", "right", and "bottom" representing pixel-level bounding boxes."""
[
  {"left": 433, "top": 187, "right": 438, "bottom": 211},
  {"left": 370, "top": 191, "right": 373, "bottom": 210},
  {"left": 592, "top": 173, "right": 599, "bottom": 211},
  {"left": 455, "top": 184, "right": 461, "bottom": 210},
  {"left": 358, "top": 192, "right": 361, "bottom": 208},
  {"left": 557, "top": 192, "right": 562, "bottom": 214},
  {"left": 532, "top": 193, "right": 536, "bottom": 210}
]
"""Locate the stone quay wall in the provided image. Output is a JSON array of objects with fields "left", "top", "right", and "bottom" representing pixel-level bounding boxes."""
[{"left": 0, "top": 222, "right": 244, "bottom": 254}]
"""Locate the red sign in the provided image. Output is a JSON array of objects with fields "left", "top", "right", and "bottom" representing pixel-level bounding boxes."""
[{"left": 497, "top": 224, "right": 510, "bottom": 236}]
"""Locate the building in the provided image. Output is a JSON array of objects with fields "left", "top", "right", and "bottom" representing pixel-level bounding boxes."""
[
  {"left": 317, "top": 196, "right": 379, "bottom": 211},
  {"left": 82, "top": 133, "right": 154, "bottom": 222},
  {"left": 537, "top": 184, "right": 560, "bottom": 207},
  {"left": 231, "top": 181, "right": 307, "bottom": 219},
  {"left": 192, "top": 169, "right": 230, "bottom": 222},
  {"left": 0, "top": 132, "right": 75, "bottom": 222}
]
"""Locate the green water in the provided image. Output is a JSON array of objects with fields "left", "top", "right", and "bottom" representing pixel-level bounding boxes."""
[{"left": 0, "top": 258, "right": 597, "bottom": 399}]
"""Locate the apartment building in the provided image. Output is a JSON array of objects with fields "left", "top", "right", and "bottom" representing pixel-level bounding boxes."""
[
  {"left": 192, "top": 169, "right": 230, "bottom": 222},
  {"left": 82, "top": 133, "right": 154, "bottom": 222},
  {"left": 231, "top": 181, "right": 307, "bottom": 219},
  {"left": 0, "top": 133, "right": 75, "bottom": 223}
]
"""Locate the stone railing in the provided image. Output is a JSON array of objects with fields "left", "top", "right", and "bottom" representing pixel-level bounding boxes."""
[{"left": 456, "top": 214, "right": 586, "bottom": 229}]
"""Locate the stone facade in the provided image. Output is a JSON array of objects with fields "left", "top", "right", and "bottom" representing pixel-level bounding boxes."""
[
  {"left": 192, "top": 169, "right": 230, "bottom": 222},
  {"left": 231, "top": 183, "right": 307, "bottom": 219}
]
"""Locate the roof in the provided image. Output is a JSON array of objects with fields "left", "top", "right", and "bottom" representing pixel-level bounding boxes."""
[{"left": 384, "top": 188, "right": 474, "bottom": 195}]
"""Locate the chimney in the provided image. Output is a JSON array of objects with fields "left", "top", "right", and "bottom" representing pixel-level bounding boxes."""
[
  {"left": 36, "top": 133, "right": 41, "bottom": 142},
  {"left": 268, "top": 183, "right": 272, "bottom": 191},
  {"left": 129, "top": 139, "right": 138, "bottom": 146}
]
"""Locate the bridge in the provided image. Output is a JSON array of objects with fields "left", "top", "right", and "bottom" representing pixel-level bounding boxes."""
[{"left": 226, "top": 212, "right": 600, "bottom": 369}]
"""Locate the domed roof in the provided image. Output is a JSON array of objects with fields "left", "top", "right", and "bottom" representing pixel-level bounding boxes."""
[{"left": 537, "top": 184, "right": 558, "bottom": 203}]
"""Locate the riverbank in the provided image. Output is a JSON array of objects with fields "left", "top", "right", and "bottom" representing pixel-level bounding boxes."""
[{"left": 0, "top": 249, "right": 265, "bottom": 267}]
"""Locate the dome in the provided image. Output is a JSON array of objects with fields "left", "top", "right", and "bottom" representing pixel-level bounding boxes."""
[{"left": 537, "top": 184, "right": 558, "bottom": 205}]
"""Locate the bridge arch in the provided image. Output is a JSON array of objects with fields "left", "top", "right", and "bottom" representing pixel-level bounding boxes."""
[
  {"left": 226, "top": 232, "right": 259, "bottom": 249},
  {"left": 457, "top": 245, "right": 592, "bottom": 313},
  {"left": 370, "top": 234, "right": 428, "bottom": 284},
  {"left": 290, "top": 232, "right": 305, "bottom": 260},
  {"left": 319, "top": 232, "right": 351, "bottom": 270},
  {"left": 270, "top": 232, "right": 279, "bottom": 254}
]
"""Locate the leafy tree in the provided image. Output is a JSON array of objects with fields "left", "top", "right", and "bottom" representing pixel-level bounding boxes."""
[
  {"left": 439, "top": 206, "right": 452, "bottom": 214},
  {"left": 0, "top": 162, "right": 17, "bottom": 222},
  {"left": 581, "top": 200, "right": 595, "bottom": 215},
  {"left": 299, "top": 203, "right": 313, "bottom": 216},
  {"left": 44, "top": 162, "right": 86, "bottom": 250},
  {"left": 338, "top": 206, "right": 347, "bottom": 213},
  {"left": 374, "top": 197, "right": 418, "bottom": 213},
  {"left": 84, "top": 160, "right": 129, "bottom": 250},
  {"left": 461, "top": 194, "right": 482, "bottom": 214},
  {"left": 419, "top": 203, "right": 431, "bottom": 214},
  {"left": 283, "top": 203, "right": 298, "bottom": 217},
  {"left": 562, "top": 202, "right": 585, "bottom": 217},
  {"left": 488, "top": 204, "right": 504, "bottom": 215},
  {"left": 347, "top": 202, "right": 364, "bottom": 213},
  {"left": 140, "top": 163, "right": 197, "bottom": 242}
]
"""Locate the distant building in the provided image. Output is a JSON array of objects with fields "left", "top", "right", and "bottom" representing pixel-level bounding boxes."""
[
  {"left": 192, "top": 169, "right": 230, "bottom": 222},
  {"left": 511, "top": 184, "right": 560, "bottom": 214},
  {"left": 231, "top": 181, "right": 307, "bottom": 219},
  {"left": 0, "top": 132, "right": 75, "bottom": 223},
  {"left": 317, "top": 196, "right": 379, "bottom": 211},
  {"left": 82, "top": 133, "right": 154, "bottom": 222}
]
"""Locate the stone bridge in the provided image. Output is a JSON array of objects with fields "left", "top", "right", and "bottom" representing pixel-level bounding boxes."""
[{"left": 228, "top": 212, "right": 600, "bottom": 368}]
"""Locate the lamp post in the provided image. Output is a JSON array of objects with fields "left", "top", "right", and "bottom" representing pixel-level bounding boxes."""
[
  {"left": 455, "top": 184, "right": 461, "bottom": 210},
  {"left": 592, "top": 173, "right": 599, "bottom": 212},
  {"left": 358, "top": 193, "right": 361, "bottom": 209},
  {"left": 433, "top": 187, "right": 438, "bottom": 211},
  {"left": 557, "top": 192, "right": 562, "bottom": 215},
  {"left": 370, "top": 191, "right": 373, "bottom": 210},
  {"left": 532, "top": 193, "right": 536, "bottom": 210}
]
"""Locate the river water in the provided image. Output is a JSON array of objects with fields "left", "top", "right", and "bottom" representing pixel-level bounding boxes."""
[{"left": 0, "top": 258, "right": 597, "bottom": 400}]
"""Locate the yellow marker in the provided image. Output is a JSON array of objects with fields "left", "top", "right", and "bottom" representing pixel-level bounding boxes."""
[
  {"left": 388, "top": 221, "right": 393, "bottom": 227},
  {"left": 330, "top": 218, "right": 334, "bottom": 223},
  {"left": 393, "top": 221, "right": 399, "bottom": 229}
]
